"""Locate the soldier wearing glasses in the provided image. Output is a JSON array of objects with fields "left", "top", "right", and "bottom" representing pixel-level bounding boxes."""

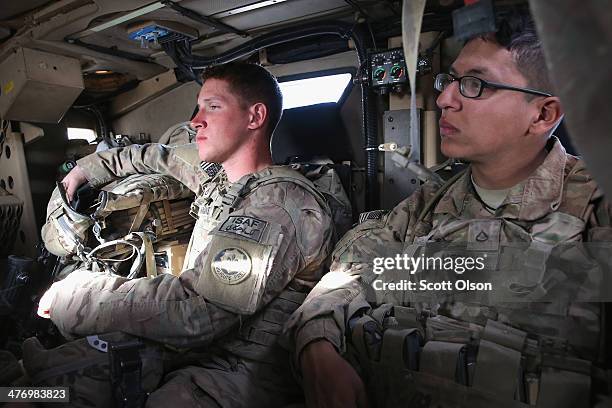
[{"left": 285, "top": 9, "right": 611, "bottom": 408}]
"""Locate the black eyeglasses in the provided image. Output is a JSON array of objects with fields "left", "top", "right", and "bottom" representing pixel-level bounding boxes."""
[{"left": 434, "top": 73, "right": 552, "bottom": 99}]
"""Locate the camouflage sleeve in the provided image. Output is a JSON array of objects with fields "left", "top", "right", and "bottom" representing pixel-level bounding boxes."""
[
  {"left": 588, "top": 194, "right": 612, "bottom": 241},
  {"left": 47, "top": 182, "right": 333, "bottom": 348},
  {"left": 77, "top": 143, "right": 204, "bottom": 193},
  {"left": 282, "top": 181, "right": 431, "bottom": 369},
  {"left": 284, "top": 211, "right": 402, "bottom": 365}
]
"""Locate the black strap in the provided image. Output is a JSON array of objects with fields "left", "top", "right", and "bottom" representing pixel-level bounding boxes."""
[{"left": 109, "top": 339, "right": 147, "bottom": 408}]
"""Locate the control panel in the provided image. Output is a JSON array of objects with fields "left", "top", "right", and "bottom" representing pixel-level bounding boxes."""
[
  {"left": 368, "top": 48, "right": 431, "bottom": 94},
  {"left": 370, "top": 48, "right": 407, "bottom": 94}
]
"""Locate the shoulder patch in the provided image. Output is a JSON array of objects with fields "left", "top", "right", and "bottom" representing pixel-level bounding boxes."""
[
  {"left": 218, "top": 215, "right": 268, "bottom": 242},
  {"left": 358, "top": 210, "right": 389, "bottom": 224},
  {"left": 211, "top": 247, "right": 252, "bottom": 284}
]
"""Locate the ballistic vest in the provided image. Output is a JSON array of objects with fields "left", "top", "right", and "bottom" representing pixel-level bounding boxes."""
[
  {"left": 186, "top": 165, "right": 336, "bottom": 364},
  {"left": 348, "top": 156, "right": 606, "bottom": 408}
]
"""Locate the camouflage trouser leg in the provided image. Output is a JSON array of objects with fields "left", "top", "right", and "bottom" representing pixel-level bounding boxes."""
[
  {"left": 0, "top": 350, "right": 25, "bottom": 385},
  {"left": 21, "top": 333, "right": 164, "bottom": 408},
  {"left": 146, "top": 355, "right": 302, "bottom": 408},
  {"left": 146, "top": 368, "right": 222, "bottom": 407}
]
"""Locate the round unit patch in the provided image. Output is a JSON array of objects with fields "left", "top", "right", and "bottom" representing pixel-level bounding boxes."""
[{"left": 211, "top": 247, "right": 252, "bottom": 284}]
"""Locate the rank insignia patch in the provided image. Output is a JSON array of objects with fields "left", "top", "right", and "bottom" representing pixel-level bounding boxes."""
[
  {"left": 219, "top": 216, "right": 268, "bottom": 242},
  {"left": 211, "top": 247, "right": 252, "bottom": 284}
]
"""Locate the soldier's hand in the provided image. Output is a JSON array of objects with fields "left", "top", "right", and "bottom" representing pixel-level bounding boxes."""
[
  {"left": 37, "top": 270, "right": 90, "bottom": 318},
  {"left": 61, "top": 165, "right": 88, "bottom": 202},
  {"left": 37, "top": 283, "right": 59, "bottom": 318},
  {"left": 301, "top": 340, "right": 369, "bottom": 408}
]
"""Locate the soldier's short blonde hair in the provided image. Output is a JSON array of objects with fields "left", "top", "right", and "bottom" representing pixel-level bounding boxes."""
[{"left": 201, "top": 62, "right": 283, "bottom": 137}]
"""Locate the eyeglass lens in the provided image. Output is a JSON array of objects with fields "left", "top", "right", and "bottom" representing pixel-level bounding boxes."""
[{"left": 435, "top": 74, "right": 483, "bottom": 98}]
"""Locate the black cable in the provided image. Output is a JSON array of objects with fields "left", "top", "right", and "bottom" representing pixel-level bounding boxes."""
[
  {"left": 383, "top": 0, "right": 401, "bottom": 17},
  {"left": 0, "top": 119, "right": 8, "bottom": 159},
  {"left": 161, "top": 0, "right": 248, "bottom": 37},
  {"left": 344, "top": 0, "right": 378, "bottom": 50},
  {"left": 76, "top": 106, "right": 109, "bottom": 144},
  {"left": 184, "top": 21, "right": 355, "bottom": 68},
  {"left": 349, "top": 23, "right": 379, "bottom": 210},
  {"left": 344, "top": 0, "right": 372, "bottom": 20},
  {"left": 66, "top": 38, "right": 154, "bottom": 63},
  {"left": 424, "top": 31, "right": 446, "bottom": 57},
  {"left": 162, "top": 40, "right": 201, "bottom": 83}
]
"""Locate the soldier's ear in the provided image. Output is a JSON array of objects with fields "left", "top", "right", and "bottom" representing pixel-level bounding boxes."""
[
  {"left": 247, "top": 102, "right": 268, "bottom": 131},
  {"left": 530, "top": 96, "right": 563, "bottom": 137}
]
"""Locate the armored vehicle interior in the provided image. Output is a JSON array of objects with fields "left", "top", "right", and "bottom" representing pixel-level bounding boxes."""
[{"left": 0, "top": 0, "right": 607, "bottom": 372}]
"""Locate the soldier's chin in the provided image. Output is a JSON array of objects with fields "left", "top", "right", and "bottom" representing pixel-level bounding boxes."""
[
  {"left": 198, "top": 150, "right": 216, "bottom": 162},
  {"left": 440, "top": 141, "right": 471, "bottom": 162},
  {"left": 440, "top": 139, "right": 461, "bottom": 158}
]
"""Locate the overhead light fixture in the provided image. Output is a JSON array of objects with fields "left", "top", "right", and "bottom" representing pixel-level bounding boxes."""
[{"left": 213, "top": 0, "right": 289, "bottom": 18}]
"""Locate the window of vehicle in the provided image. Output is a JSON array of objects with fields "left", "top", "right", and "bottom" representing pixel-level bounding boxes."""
[
  {"left": 278, "top": 72, "right": 352, "bottom": 110},
  {"left": 67, "top": 128, "right": 96, "bottom": 143}
]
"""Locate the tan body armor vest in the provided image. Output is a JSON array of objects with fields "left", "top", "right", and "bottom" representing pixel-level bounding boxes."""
[
  {"left": 349, "top": 160, "right": 605, "bottom": 408},
  {"left": 187, "top": 166, "right": 332, "bottom": 364}
]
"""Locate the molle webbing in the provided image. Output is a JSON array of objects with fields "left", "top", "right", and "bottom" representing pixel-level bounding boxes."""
[
  {"left": 220, "top": 290, "right": 307, "bottom": 364},
  {"left": 350, "top": 305, "right": 594, "bottom": 407},
  {"left": 471, "top": 320, "right": 526, "bottom": 400},
  {"left": 220, "top": 167, "right": 330, "bottom": 219}
]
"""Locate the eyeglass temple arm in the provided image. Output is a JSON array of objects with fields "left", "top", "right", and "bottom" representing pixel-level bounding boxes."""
[{"left": 485, "top": 81, "right": 552, "bottom": 97}]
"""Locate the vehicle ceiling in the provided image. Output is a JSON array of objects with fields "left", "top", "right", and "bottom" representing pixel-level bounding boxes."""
[{"left": 0, "top": 0, "right": 464, "bottom": 101}]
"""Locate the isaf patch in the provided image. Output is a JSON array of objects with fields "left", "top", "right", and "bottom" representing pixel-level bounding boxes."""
[
  {"left": 211, "top": 247, "right": 252, "bottom": 284},
  {"left": 219, "top": 216, "right": 268, "bottom": 242}
]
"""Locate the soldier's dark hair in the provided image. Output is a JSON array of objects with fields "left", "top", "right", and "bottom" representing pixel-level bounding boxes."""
[
  {"left": 201, "top": 62, "right": 283, "bottom": 136},
  {"left": 480, "top": 8, "right": 553, "bottom": 98}
]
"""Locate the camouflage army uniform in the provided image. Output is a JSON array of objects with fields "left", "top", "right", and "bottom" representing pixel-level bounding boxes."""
[
  {"left": 286, "top": 138, "right": 611, "bottom": 408},
  {"left": 35, "top": 143, "right": 335, "bottom": 407}
]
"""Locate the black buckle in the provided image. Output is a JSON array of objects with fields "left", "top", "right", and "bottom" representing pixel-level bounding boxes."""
[{"left": 189, "top": 202, "right": 200, "bottom": 219}]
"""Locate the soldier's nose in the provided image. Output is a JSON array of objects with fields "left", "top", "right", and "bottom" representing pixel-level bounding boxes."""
[
  {"left": 436, "top": 82, "right": 461, "bottom": 111},
  {"left": 190, "top": 114, "right": 207, "bottom": 130}
]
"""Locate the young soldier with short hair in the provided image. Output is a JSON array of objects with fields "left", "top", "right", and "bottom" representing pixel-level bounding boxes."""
[{"left": 33, "top": 62, "right": 335, "bottom": 407}]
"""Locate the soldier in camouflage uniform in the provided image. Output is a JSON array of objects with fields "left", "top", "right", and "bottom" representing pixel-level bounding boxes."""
[
  {"left": 31, "top": 62, "right": 335, "bottom": 407},
  {"left": 285, "top": 10, "right": 611, "bottom": 408}
]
